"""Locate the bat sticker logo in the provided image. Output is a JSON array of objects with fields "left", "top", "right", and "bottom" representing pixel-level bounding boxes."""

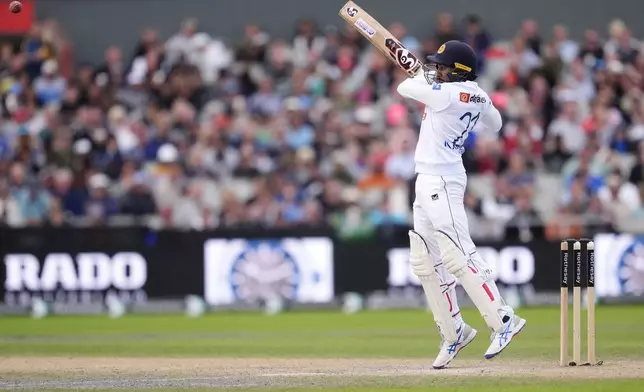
[
  {"left": 346, "top": 7, "right": 358, "bottom": 17},
  {"left": 354, "top": 18, "right": 376, "bottom": 38},
  {"left": 384, "top": 38, "right": 422, "bottom": 74}
]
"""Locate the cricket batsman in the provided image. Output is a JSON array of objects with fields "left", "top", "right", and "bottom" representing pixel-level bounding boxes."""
[{"left": 396, "top": 40, "right": 527, "bottom": 369}]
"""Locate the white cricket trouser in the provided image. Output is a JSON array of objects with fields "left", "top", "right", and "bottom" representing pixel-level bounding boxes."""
[{"left": 413, "top": 172, "right": 509, "bottom": 327}]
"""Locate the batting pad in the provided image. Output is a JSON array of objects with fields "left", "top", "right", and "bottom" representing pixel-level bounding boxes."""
[
  {"left": 434, "top": 230, "right": 505, "bottom": 332},
  {"left": 409, "top": 230, "right": 459, "bottom": 342}
]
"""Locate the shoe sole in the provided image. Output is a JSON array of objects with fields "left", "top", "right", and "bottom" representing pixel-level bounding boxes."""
[
  {"left": 433, "top": 329, "right": 478, "bottom": 370},
  {"left": 484, "top": 319, "right": 527, "bottom": 360}
]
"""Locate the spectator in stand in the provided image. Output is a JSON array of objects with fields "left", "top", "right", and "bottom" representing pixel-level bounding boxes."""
[
  {"left": 45, "top": 197, "right": 69, "bottom": 227},
  {"left": 387, "top": 131, "right": 418, "bottom": 208},
  {"left": 8, "top": 163, "right": 27, "bottom": 196},
  {"left": 579, "top": 29, "right": 605, "bottom": 69},
  {"left": 605, "top": 21, "right": 640, "bottom": 65},
  {"left": 292, "top": 19, "right": 325, "bottom": 68},
  {"left": 34, "top": 60, "right": 66, "bottom": 106},
  {"left": 501, "top": 116, "right": 543, "bottom": 167},
  {"left": 186, "top": 33, "right": 233, "bottom": 86},
  {"left": 389, "top": 22, "right": 421, "bottom": 54},
  {"left": 127, "top": 43, "right": 163, "bottom": 87},
  {"left": 463, "top": 138, "right": 502, "bottom": 174},
  {"left": 302, "top": 199, "right": 324, "bottom": 225},
  {"left": 85, "top": 172, "right": 118, "bottom": 225},
  {"left": 506, "top": 193, "right": 540, "bottom": 240},
  {"left": 509, "top": 36, "right": 542, "bottom": 80},
  {"left": 434, "top": 13, "right": 461, "bottom": 45},
  {"left": 15, "top": 181, "right": 50, "bottom": 226},
  {"left": 633, "top": 185, "right": 644, "bottom": 219},
  {"left": 0, "top": 179, "right": 21, "bottom": 226},
  {"left": 164, "top": 18, "right": 199, "bottom": 66},
  {"left": 562, "top": 58, "right": 596, "bottom": 105},
  {"left": 94, "top": 46, "right": 124, "bottom": 87},
  {"left": 358, "top": 148, "right": 394, "bottom": 193},
  {"left": 120, "top": 173, "right": 157, "bottom": 216},
  {"left": 552, "top": 24, "right": 579, "bottom": 65},
  {"left": 518, "top": 19, "right": 542, "bottom": 56},
  {"left": 542, "top": 134, "right": 573, "bottom": 173},
  {"left": 584, "top": 97, "right": 623, "bottom": 148},
  {"left": 368, "top": 194, "right": 407, "bottom": 227},
  {"left": 22, "top": 24, "right": 56, "bottom": 80},
  {"left": 131, "top": 28, "right": 161, "bottom": 62},
  {"left": 50, "top": 167, "right": 74, "bottom": 214},
  {"left": 0, "top": 44, "right": 13, "bottom": 78},
  {"left": 548, "top": 98, "right": 586, "bottom": 154},
  {"left": 276, "top": 180, "right": 306, "bottom": 224},
  {"left": 171, "top": 180, "right": 206, "bottom": 230},
  {"left": 562, "top": 147, "right": 605, "bottom": 197},
  {"left": 318, "top": 179, "right": 345, "bottom": 217},
  {"left": 285, "top": 102, "right": 315, "bottom": 149},
  {"left": 480, "top": 178, "right": 517, "bottom": 223},
  {"left": 464, "top": 15, "right": 491, "bottom": 72},
  {"left": 218, "top": 189, "right": 244, "bottom": 227},
  {"left": 597, "top": 168, "right": 641, "bottom": 221},
  {"left": 629, "top": 142, "right": 644, "bottom": 186},
  {"left": 236, "top": 23, "right": 269, "bottom": 63},
  {"left": 503, "top": 153, "right": 535, "bottom": 199},
  {"left": 248, "top": 77, "right": 282, "bottom": 116},
  {"left": 2, "top": 13, "right": 644, "bottom": 238},
  {"left": 562, "top": 175, "right": 592, "bottom": 215}
]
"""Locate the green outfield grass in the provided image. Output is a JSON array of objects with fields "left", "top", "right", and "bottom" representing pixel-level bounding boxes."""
[
  {"left": 0, "top": 306, "right": 642, "bottom": 358},
  {"left": 2, "top": 305, "right": 643, "bottom": 391}
]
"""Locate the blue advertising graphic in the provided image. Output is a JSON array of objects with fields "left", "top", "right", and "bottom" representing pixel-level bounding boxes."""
[
  {"left": 204, "top": 237, "right": 333, "bottom": 305},
  {"left": 594, "top": 233, "right": 644, "bottom": 297}
]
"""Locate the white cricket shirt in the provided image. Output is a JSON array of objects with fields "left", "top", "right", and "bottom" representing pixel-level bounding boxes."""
[{"left": 397, "top": 74, "right": 502, "bottom": 176}]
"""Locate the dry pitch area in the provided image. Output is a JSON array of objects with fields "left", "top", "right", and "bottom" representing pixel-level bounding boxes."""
[{"left": 1, "top": 357, "right": 643, "bottom": 390}]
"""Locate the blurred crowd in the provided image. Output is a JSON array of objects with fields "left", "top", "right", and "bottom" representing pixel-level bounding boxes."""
[{"left": 0, "top": 14, "right": 643, "bottom": 239}]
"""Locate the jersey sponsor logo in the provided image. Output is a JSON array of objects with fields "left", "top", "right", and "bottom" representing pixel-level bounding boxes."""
[
  {"left": 354, "top": 18, "right": 376, "bottom": 38},
  {"left": 469, "top": 94, "right": 487, "bottom": 104},
  {"left": 432, "top": 84, "right": 442, "bottom": 90},
  {"left": 460, "top": 93, "right": 487, "bottom": 104}
]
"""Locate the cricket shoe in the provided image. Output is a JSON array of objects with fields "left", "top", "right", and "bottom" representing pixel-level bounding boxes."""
[
  {"left": 484, "top": 314, "right": 527, "bottom": 359},
  {"left": 432, "top": 323, "right": 478, "bottom": 369}
]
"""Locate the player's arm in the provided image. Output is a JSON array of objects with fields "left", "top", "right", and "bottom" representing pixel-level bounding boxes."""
[
  {"left": 480, "top": 104, "right": 502, "bottom": 133},
  {"left": 396, "top": 74, "right": 450, "bottom": 111}
]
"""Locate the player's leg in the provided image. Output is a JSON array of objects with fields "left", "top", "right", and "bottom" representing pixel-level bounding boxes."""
[
  {"left": 411, "top": 185, "right": 477, "bottom": 369},
  {"left": 415, "top": 173, "right": 526, "bottom": 359},
  {"left": 434, "top": 231, "right": 527, "bottom": 359}
]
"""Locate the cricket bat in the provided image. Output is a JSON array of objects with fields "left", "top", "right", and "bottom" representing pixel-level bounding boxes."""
[{"left": 338, "top": 1, "right": 424, "bottom": 77}]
